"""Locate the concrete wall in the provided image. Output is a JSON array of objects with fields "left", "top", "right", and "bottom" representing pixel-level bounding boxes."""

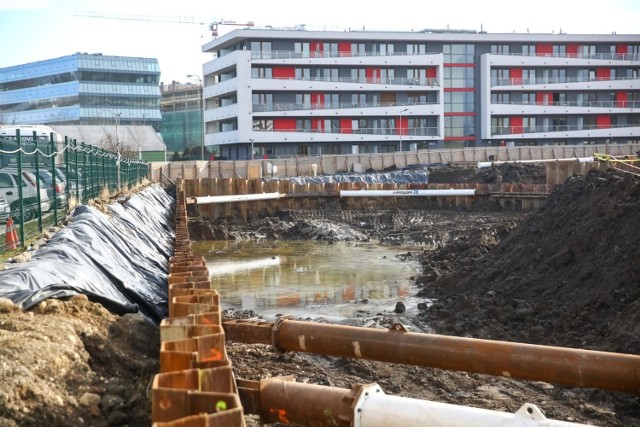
[{"left": 150, "top": 143, "right": 639, "bottom": 182}]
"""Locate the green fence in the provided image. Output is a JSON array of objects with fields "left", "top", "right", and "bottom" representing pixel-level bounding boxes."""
[{"left": 1, "top": 129, "right": 149, "bottom": 253}]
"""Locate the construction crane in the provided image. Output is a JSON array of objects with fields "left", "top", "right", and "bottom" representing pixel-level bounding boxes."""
[{"left": 74, "top": 11, "right": 255, "bottom": 37}]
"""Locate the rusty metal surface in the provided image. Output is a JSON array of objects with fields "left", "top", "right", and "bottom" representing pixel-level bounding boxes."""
[
  {"left": 151, "top": 182, "right": 245, "bottom": 426},
  {"left": 258, "top": 378, "right": 355, "bottom": 426},
  {"left": 229, "top": 318, "right": 640, "bottom": 394}
]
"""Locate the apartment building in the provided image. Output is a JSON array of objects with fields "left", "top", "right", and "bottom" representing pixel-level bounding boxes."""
[
  {"left": 0, "top": 53, "right": 162, "bottom": 131},
  {"left": 201, "top": 29, "right": 640, "bottom": 160}
]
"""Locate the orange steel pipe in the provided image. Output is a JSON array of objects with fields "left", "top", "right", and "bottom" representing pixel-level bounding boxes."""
[{"left": 223, "top": 318, "right": 640, "bottom": 394}]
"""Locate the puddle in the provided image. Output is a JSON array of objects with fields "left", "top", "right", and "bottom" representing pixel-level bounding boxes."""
[{"left": 190, "top": 240, "right": 424, "bottom": 323}]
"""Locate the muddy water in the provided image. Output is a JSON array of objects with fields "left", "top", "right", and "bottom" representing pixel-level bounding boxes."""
[{"left": 191, "top": 240, "right": 423, "bottom": 323}]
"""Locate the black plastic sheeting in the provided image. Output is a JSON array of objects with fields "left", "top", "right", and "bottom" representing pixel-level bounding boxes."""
[
  {"left": 264, "top": 168, "right": 430, "bottom": 185},
  {"left": 0, "top": 185, "right": 174, "bottom": 324}
]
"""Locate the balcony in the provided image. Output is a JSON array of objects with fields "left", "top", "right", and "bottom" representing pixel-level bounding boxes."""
[
  {"left": 491, "top": 76, "right": 639, "bottom": 87},
  {"left": 252, "top": 75, "right": 440, "bottom": 87},
  {"left": 492, "top": 123, "right": 640, "bottom": 136},
  {"left": 251, "top": 50, "right": 439, "bottom": 60},
  {"left": 252, "top": 100, "right": 440, "bottom": 113}
]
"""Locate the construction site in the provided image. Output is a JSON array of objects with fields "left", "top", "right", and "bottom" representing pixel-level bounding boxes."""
[{"left": 0, "top": 145, "right": 638, "bottom": 426}]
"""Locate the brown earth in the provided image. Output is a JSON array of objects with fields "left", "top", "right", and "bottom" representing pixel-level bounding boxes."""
[{"left": 0, "top": 163, "right": 638, "bottom": 426}]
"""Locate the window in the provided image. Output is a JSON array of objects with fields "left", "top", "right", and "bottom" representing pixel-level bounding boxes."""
[
  {"left": 445, "top": 116, "right": 475, "bottom": 137},
  {"left": 579, "top": 45, "right": 597, "bottom": 58},
  {"left": 522, "top": 45, "right": 536, "bottom": 56},
  {"left": 553, "top": 92, "right": 567, "bottom": 105},
  {"left": 491, "top": 93, "right": 510, "bottom": 104},
  {"left": 444, "top": 67, "right": 474, "bottom": 88},
  {"left": 407, "top": 43, "right": 427, "bottom": 55},
  {"left": 576, "top": 116, "right": 596, "bottom": 130},
  {"left": 351, "top": 43, "right": 366, "bottom": 56},
  {"left": 444, "top": 44, "right": 475, "bottom": 63},
  {"left": 491, "top": 69, "right": 509, "bottom": 86},
  {"left": 252, "top": 119, "right": 273, "bottom": 130},
  {"left": 351, "top": 68, "right": 366, "bottom": 83},
  {"left": 407, "top": 69, "right": 427, "bottom": 85},
  {"left": 523, "top": 69, "right": 536, "bottom": 84},
  {"left": 322, "top": 42, "right": 339, "bottom": 57},
  {"left": 296, "top": 93, "right": 311, "bottom": 109},
  {"left": 294, "top": 42, "right": 310, "bottom": 58},
  {"left": 296, "top": 119, "right": 312, "bottom": 131},
  {"left": 523, "top": 117, "right": 536, "bottom": 132},
  {"left": 351, "top": 93, "right": 366, "bottom": 107},
  {"left": 250, "top": 41, "right": 272, "bottom": 59},
  {"left": 375, "top": 43, "right": 394, "bottom": 56},
  {"left": 553, "top": 45, "right": 566, "bottom": 57},
  {"left": 326, "top": 93, "right": 340, "bottom": 108},
  {"left": 491, "top": 45, "right": 510, "bottom": 55},
  {"left": 408, "top": 94, "right": 429, "bottom": 105},
  {"left": 321, "top": 68, "right": 339, "bottom": 81},
  {"left": 576, "top": 92, "right": 596, "bottom": 106},
  {"left": 444, "top": 92, "right": 474, "bottom": 112},
  {"left": 491, "top": 117, "right": 510, "bottom": 135},
  {"left": 251, "top": 67, "right": 272, "bottom": 78},
  {"left": 295, "top": 68, "right": 311, "bottom": 80},
  {"left": 522, "top": 93, "right": 536, "bottom": 104}
]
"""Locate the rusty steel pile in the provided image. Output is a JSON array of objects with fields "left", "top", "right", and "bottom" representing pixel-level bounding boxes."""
[{"left": 151, "top": 185, "right": 245, "bottom": 426}]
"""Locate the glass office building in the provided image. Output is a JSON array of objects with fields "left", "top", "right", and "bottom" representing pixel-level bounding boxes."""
[
  {"left": 0, "top": 53, "right": 162, "bottom": 130},
  {"left": 160, "top": 81, "right": 203, "bottom": 156}
]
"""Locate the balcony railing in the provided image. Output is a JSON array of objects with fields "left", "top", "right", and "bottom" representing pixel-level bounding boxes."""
[
  {"left": 253, "top": 100, "right": 439, "bottom": 113},
  {"left": 492, "top": 123, "right": 640, "bottom": 135},
  {"left": 253, "top": 126, "right": 440, "bottom": 137},
  {"left": 251, "top": 50, "right": 439, "bottom": 60},
  {"left": 253, "top": 75, "right": 440, "bottom": 86},
  {"left": 491, "top": 52, "right": 640, "bottom": 61},
  {"left": 491, "top": 75, "right": 640, "bottom": 86},
  {"left": 491, "top": 100, "right": 640, "bottom": 108}
]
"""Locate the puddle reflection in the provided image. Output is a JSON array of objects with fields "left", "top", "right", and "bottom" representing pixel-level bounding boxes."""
[{"left": 191, "top": 240, "right": 423, "bottom": 322}]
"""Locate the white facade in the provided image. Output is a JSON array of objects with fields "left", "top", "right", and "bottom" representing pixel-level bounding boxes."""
[{"left": 202, "top": 29, "right": 640, "bottom": 159}]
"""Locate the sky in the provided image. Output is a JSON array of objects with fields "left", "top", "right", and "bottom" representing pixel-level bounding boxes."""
[{"left": 0, "top": 0, "right": 639, "bottom": 84}]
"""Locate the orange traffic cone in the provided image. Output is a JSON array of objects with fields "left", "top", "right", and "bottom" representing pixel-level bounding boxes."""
[{"left": 5, "top": 217, "right": 17, "bottom": 250}]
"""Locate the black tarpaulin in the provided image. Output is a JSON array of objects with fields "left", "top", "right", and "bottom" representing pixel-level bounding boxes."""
[{"left": 0, "top": 185, "right": 175, "bottom": 324}]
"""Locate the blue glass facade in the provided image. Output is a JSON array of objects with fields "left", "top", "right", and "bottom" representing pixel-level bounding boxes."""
[{"left": 0, "top": 53, "right": 161, "bottom": 130}]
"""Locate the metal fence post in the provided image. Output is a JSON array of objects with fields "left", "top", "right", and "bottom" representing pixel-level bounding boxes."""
[
  {"left": 50, "top": 133, "right": 58, "bottom": 225},
  {"left": 16, "top": 130, "right": 24, "bottom": 247},
  {"left": 33, "top": 131, "right": 43, "bottom": 232}
]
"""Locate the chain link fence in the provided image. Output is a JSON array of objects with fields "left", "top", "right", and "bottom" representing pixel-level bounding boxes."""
[{"left": 1, "top": 129, "right": 148, "bottom": 253}]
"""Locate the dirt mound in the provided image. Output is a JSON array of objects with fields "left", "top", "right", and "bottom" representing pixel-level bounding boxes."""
[
  {"left": 419, "top": 169, "right": 640, "bottom": 354},
  {"left": 0, "top": 295, "right": 158, "bottom": 427}
]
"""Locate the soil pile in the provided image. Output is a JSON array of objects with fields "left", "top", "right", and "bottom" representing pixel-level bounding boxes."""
[
  {"left": 418, "top": 169, "right": 640, "bottom": 355},
  {"left": 0, "top": 295, "right": 158, "bottom": 427}
]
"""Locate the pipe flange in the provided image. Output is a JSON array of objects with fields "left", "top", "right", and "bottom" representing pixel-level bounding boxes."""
[{"left": 270, "top": 315, "right": 292, "bottom": 354}]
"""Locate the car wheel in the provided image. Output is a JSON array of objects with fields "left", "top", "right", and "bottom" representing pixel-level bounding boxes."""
[{"left": 23, "top": 208, "right": 36, "bottom": 222}]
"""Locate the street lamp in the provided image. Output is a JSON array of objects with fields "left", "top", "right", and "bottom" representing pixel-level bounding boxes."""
[
  {"left": 399, "top": 108, "right": 409, "bottom": 151},
  {"left": 249, "top": 138, "right": 255, "bottom": 160},
  {"left": 187, "top": 74, "right": 205, "bottom": 161}
]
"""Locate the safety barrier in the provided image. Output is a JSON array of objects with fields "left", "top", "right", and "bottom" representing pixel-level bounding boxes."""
[{"left": 151, "top": 181, "right": 245, "bottom": 426}]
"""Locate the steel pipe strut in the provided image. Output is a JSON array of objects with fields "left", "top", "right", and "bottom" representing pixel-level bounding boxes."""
[
  {"left": 187, "top": 192, "right": 281, "bottom": 204},
  {"left": 223, "top": 318, "right": 640, "bottom": 394},
  {"left": 340, "top": 189, "right": 475, "bottom": 197},
  {"left": 254, "top": 379, "right": 592, "bottom": 427}
]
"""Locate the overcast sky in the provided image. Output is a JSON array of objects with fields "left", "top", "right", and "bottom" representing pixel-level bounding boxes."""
[{"left": 1, "top": 0, "right": 639, "bottom": 83}]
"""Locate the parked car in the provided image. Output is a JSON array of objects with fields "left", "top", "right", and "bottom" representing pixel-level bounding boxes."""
[
  {"left": 0, "top": 169, "right": 51, "bottom": 221},
  {"left": 57, "top": 167, "right": 88, "bottom": 200},
  {"left": 37, "top": 170, "right": 67, "bottom": 208},
  {"left": 0, "top": 195, "right": 10, "bottom": 223}
]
